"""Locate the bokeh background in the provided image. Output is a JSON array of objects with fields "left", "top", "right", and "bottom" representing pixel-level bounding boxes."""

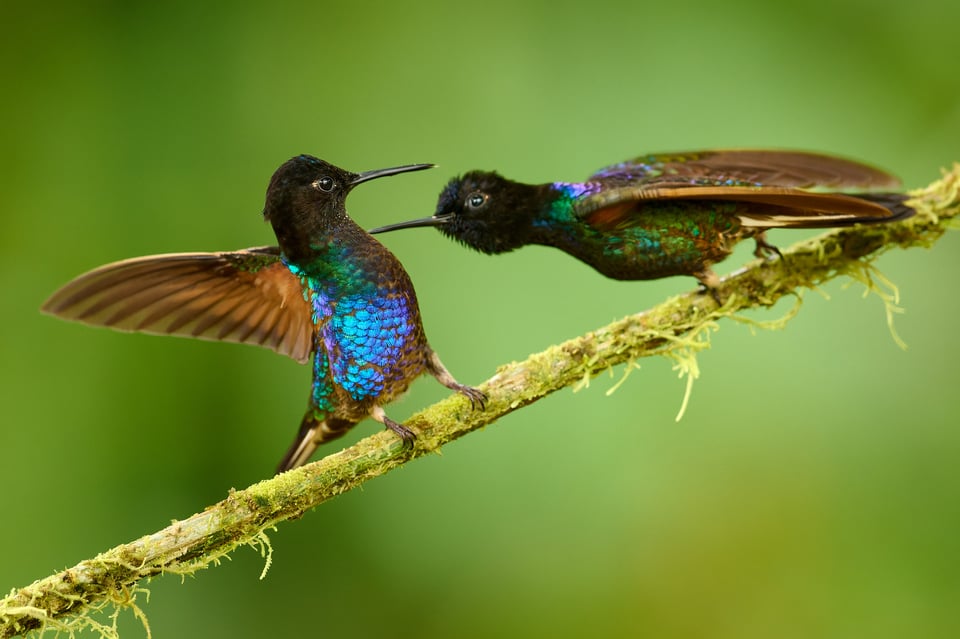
[{"left": 3, "top": 1, "right": 959, "bottom": 637}]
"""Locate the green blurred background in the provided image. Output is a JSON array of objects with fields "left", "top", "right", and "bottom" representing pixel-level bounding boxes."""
[{"left": 3, "top": 1, "right": 959, "bottom": 637}]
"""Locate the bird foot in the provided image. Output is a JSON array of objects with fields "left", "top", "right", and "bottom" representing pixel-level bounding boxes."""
[
  {"left": 455, "top": 384, "right": 487, "bottom": 411},
  {"left": 372, "top": 405, "right": 417, "bottom": 448},
  {"left": 427, "top": 350, "right": 487, "bottom": 410},
  {"left": 383, "top": 416, "right": 417, "bottom": 448},
  {"left": 693, "top": 269, "right": 725, "bottom": 305},
  {"left": 753, "top": 233, "right": 783, "bottom": 261}
]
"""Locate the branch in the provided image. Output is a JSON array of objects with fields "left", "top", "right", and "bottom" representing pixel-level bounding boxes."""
[{"left": 3, "top": 165, "right": 958, "bottom": 638}]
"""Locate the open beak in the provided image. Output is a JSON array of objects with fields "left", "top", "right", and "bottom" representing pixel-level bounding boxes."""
[
  {"left": 368, "top": 214, "right": 451, "bottom": 234},
  {"left": 350, "top": 163, "right": 435, "bottom": 185}
]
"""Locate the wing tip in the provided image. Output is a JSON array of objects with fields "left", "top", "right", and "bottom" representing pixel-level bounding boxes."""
[{"left": 39, "top": 290, "right": 84, "bottom": 320}]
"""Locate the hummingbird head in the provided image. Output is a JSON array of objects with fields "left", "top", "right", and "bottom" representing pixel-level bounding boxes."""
[
  {"left": 264, "top": 155, "right": 433, "bottom": 262},
  {"left": 368, "top": 171, "right": 542, "bottom": 255}
]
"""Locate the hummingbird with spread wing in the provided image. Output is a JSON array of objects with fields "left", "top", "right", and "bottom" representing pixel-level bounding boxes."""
[{"left": 42, "top": 155, "right": 485, "bottom": 473}]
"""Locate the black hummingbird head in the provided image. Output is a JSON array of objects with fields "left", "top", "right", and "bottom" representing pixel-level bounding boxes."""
[
  {"left": 368, "top": 171, "right": 544, "bottom": 254},
  {"left": 264, "top": 154, "right": 433, "bottom": 262}
]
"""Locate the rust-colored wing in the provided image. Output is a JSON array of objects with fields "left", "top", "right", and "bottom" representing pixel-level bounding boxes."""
[{"left": 41, "top": 246, "right": 315, "bottom": 363}]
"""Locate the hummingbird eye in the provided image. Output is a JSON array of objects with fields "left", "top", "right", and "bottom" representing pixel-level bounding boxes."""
[
  {"left": 314, "top": 176, "right": 335, "bottom": 192},
  {"left": 465, "top": 192, "right": 488, "bottom": 210}
]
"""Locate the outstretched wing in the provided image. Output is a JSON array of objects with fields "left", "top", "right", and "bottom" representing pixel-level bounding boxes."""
[
  {"left": 41, "top": 246, "right": 315, "bottom": 363},
  {"left": 578, "top": 150, "right": 908, "bottom": 231},
  {"left": 587, "top": 149, "right": 901, "bottom": 190}
]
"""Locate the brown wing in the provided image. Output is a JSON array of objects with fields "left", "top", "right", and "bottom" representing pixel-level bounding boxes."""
[
  {"left": 587, "top": 149, "right": 901, "bottom": 191},
  {"left": 41, "top": 246, "right": 315, "bottom": 363},
  {"left": 577, "top": 185, "right": 905, "bottom": 232}
]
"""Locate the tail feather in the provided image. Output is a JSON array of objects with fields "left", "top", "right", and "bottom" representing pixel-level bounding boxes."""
[
  {"left": 276, "top": 413, "right": 355, "bottom": 473},
  {"left": 846, "top": 192, "right": 915, "bottom": 224},
  {"left": 738, "top": 192, "right": 915, "bottom": 229}
]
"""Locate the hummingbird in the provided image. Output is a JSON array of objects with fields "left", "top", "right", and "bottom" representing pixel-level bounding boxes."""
[
  {"left": 42, "top": 155, "right": 485, "bottom": 473},
  {"left": 368, "top": 150, "right": 915, "bottom": 292}
]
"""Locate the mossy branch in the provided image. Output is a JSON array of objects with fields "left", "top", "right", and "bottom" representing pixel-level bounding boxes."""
[{"left": 3, "top": 165, "right": 958, "bottom": 639}]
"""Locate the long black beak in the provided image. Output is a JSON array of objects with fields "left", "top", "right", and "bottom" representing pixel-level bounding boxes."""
[
  {"left": 368, "top": 214, "right": 451, "bottom": 234},
  {"left": 350, "top": 163, "right": 435, "bottom": 186}
]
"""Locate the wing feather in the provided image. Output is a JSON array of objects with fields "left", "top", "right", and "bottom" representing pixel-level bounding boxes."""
[
  {"left": 578, "top": 185, "right": 906, "bottom": 232},
  {"left": 41, "top": 246, "right": 315, "bottom": 364},
  {"left": 589, "top": 149, "right": 901, "bottom": 191}
]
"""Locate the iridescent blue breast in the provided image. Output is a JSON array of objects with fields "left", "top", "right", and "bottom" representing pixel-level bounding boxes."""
[
  {"left": 283, "top": 252, "right": 427, "bottom": 411},
  {"left": 323, "top": 291, "right": 422, "bottom": 401}
]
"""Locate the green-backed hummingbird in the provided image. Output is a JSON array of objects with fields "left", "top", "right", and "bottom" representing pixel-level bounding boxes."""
[{"left": 369, "top": 150, "right": 914, "bottom": 291}]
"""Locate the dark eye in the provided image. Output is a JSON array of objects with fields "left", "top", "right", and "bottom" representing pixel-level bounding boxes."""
[
  {"left": 314, "top": 176, "right": 335, "bottom": 192},
  {"left": 466, "top": 192, "right": 488, "bottom": 210}
]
